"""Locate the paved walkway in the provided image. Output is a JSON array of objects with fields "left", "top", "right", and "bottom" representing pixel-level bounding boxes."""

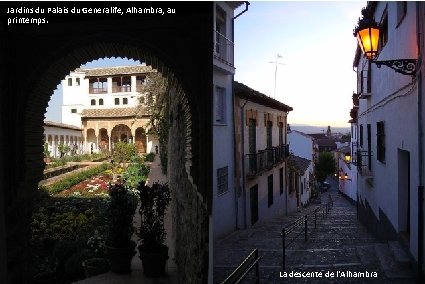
[
  {"left": 74, "top": 154, "right": 178, "bottom": 284},
  {"left": 214, "top": 178, "right": 417, "bottom": 283}
]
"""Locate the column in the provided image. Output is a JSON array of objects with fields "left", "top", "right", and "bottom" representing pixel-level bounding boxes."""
[
  {"left": 131, "top": 75, "right": 137, "bottom": 93},
  {"left": 107, "top": 77, "right": 112, "bottom": 93}
]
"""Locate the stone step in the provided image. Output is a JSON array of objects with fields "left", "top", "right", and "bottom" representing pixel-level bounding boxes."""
[
  {"left": 374, "top": 243, "right": 416, "bottom": 279},
  {"left": 388, "top": 241, "right": 411, "bottom": 268}
]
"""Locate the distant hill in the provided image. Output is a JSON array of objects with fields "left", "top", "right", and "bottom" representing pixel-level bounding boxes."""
[{"left": 289, "top": 124, "right": 350, "bottom": 135}]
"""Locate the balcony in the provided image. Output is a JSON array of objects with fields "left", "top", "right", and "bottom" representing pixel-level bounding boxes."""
[
  {"left": 89, "top": 87, "right": 107, "bottom": 94},
  {"left": 356, "top": 149, "right": 373, "bottom": 176},
  {"left": 213, "top": 30, "right": 235, "bottom": 74},
  {"left": 112, "top": 86, "right": 131, "bottom": 93},
  {"left": 246, "top": 144, "right": 289, "bottom": 178}
]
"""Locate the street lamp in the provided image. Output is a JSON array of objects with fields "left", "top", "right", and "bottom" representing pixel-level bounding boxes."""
[
  {"left": 353, "top": 6, "right": 417, "bottom": 76},
  {"left": 344, "top": 152, "right": 351, "bottom": 163}
]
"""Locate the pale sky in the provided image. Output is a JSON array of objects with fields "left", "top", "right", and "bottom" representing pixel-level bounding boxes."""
[
  {"left": 45, "top": 1, "right": 366, "bottom": 127},
  {"left": 234, "top": 1, "right": 366, "bottom": 127}
]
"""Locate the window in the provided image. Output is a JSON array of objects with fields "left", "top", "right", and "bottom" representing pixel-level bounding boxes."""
[
  {"left": 279, "top": 167, "right": 283, "bottom": 195},
  {"left": 90, "top": 99, "right": 96, "bottom": 106},
  {"left": 397, "top": 2, "right": 407, "bottom": 27},
  {"left": 114, "top": 98, "right": 119, "bottom": 105},
  {"left": 377, "top": 121, "right": 385, "bottom": 163},
  {"left": 71, "top": 108, "right": 77, "bottom": 113},
  {"left": 215, "top": 86, "right": 226, "bottom": 124},
  {"left": 215, "top": 6, "right": 226, "bottom": 54},
  {"left": 379, "top": 11, "right": 388, "bottom": 50},
  {"left": 367, "top": 124, "right": 372, "bottom": 171},
  {"left": 278, "top": 122, "right": 283, "bottom": 146},
  {"left": 248, "top": 118, "right": 257, "bottom": 173},
  {"left": 99, "top": 98, "right": 104, "bottom": 105},
  {"left": 217, "top": 166, "right": 228, "bottom": 195},
  {"left": 68, "top": 78, "right": 72, "bottom": 86},
  {"left": 89, "top": 78, "right": 107, "bottom": 94},
  {"left": 76, "top": 78, "right": 80, "bottom": 86},
  {"left": 123, "top": 98, "right": 128, "bottom": 105},
  {"left": 266, "top": 121, "right": 272, "bottom": 148},
  {"left": 268, "top": 174, "right": 273, "bottom": 207},
  {"left": 360, "top": 124, "right": 364, "bottom": 148}
]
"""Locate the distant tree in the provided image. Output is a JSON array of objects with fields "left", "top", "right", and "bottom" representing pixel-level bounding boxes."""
[
  {"left": 341, "top": 132, "right": 351, "bottom": 140},
  {"left": 135, "top": 72, "right": 170, "bottom": 174},
  {"left": 314, "top": 152, "right": 336, "bottom": 183},
  {"left": 58, "top": 143, "right": 70, "bottom": 158},
  {"left": 112, "top": 141, "right": 137, "bottom": 170}
]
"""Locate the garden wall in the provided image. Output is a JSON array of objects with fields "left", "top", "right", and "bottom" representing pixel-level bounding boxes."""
[{"left": 168, "top": 87, "right": 209, "bottom": 284}]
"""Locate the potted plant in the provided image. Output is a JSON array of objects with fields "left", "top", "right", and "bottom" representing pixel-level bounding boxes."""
[
  {"left": 104, "top": 182, "right": 138, "bottom": 273},
  {"left": 43, "top": 142, "right": 50, "bottom": 164},
  {"left": 137, "top": 181, "right": 171, "bottom": 277},
  {"left": 82, "top": 230, "right": 110, "bottom": 277}
]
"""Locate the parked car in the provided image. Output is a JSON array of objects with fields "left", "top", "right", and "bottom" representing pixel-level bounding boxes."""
[{"left": 319, "top": 181, "right": 331, "bottom": 192}]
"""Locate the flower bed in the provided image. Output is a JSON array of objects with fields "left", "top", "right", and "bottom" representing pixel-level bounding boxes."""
[{"left": 54, "top": 174, "right": 113, "bottom": 198}]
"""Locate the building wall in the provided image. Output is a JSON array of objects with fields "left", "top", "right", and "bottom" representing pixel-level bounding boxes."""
[
  {"left": 212, "top": 1, "right": 240, "bottom": 241},
  {"left": 355, "top": 1, "right": 424, "bottom": 264},
  {"left": 288, "top": 130, "right": 314, "bottom": 161},
  {"left": 338, "top": 153, "right": 357, "bottom": 203},
  {"left": 240, "top": 100, "right": 288, "bottom": 228},
  {"left": 43, "top": 125, "right": 83, "bottom": 157}
]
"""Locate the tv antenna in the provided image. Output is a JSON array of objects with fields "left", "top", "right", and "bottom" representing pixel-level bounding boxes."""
[{"left": 269, "top": 54, "right": 285, "bottom": 99}]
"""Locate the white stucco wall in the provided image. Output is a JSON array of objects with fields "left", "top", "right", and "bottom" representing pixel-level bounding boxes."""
[
  {"left": 288, "top": 130, "right": 314, "bottom": 161},
  {"left": 355, "top": 1, "right": 423, "bottom": 261}
]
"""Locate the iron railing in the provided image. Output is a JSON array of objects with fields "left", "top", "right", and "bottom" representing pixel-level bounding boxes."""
[
  {"left": 112, "top": 86, "right": 131, "bottom": 93},
  {"left": 356, "top": 149, "right": 373, "bottom": 176},
  {"left": 281, "top": 195, "right": 333, "bottom": 269},
  {"left": 214, "top": 30, "right": 234, "bottom": 67},
  {"left": 220, "top": 248, "right": 261, "bottom": 284},
  {"left": 89, "top": 87, "right": 107, "bottom": 94},
  {"left": 246, "top": 144, "right": 289, "bottom": 177}
]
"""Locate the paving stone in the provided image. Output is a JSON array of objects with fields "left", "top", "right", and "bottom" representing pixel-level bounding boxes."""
[{"left": 214, "top": 187, "right": 418, "bottom": 283}]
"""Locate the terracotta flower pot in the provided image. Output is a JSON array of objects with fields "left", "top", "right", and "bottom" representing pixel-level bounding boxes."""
[
  {"left": 138, "top": 243, "right": 169, "bottom": 277},
  {"left": 82, "top": 258, "right": 110, "bottom": 278},
  {"left": 105, "top": 241, "right": 136, "bottom": 274}
]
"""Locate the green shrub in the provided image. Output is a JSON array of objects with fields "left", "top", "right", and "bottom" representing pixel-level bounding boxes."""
[
  {"left": 45, "top": 163, "right": 111, "bottom": 194},
  {"left": 123, "top": 157, "right": 150, "bottom": 189},
  {"left": 144, "top": 152, "right": 155, "bottom": 162}
]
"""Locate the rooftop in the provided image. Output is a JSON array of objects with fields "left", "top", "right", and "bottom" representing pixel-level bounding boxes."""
[
  {"left": 289, "top": 155, "right": 311, "bottom": 175},
  {"left": 44, "top": 120, "right": 82, "bottom": 131},
  {"left": 234, "top": 81, "right": 293, "bottom": 112},
  {"left": 75, "top": 65, "right": 154, "bottom": 77},
  {"left": 81, "top": 107, "right": 148, "bottom": 118}
]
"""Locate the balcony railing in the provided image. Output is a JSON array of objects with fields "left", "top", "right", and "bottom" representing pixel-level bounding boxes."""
[
  {"left": 112, "top": 86, "right": 131, "bottom": 93},
  {"left": 214, "top": 30, "right": 234, "bottom": 67},
  {"left": 356, "top": 149, "right": 373, "bottom": 176},
  {"left": 246, "top": 144, "right": 289, "bottom": 178},
  {"left": 89, "top": 87, "right": 107, "bottom": 94}
]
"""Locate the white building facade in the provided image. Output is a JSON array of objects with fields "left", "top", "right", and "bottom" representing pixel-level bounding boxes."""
[
  {"left": 61, "top": 65, "right": 158, "bottom": 154},
  {"left": 233, "top": 82, "right": 292, "bottom": 233},
  {"left": 43, "top": 121, "right": 83, "bottom": 158},
  {"left": 352, "top": 1, "right": 425, "bottom": 273}
]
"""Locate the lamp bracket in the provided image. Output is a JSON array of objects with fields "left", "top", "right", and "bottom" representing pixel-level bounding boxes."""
[{"left": 371, "top": 59, "right": 417, "bottom": 76}]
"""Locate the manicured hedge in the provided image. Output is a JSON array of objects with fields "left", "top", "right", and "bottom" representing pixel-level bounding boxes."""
[{"left": 44, "top": 163, "right": 111, "bottom": 195}]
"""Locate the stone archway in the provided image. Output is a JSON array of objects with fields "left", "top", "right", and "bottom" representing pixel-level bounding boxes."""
[
  {"left": 1, "top": 5, "right": 212, "bottom": 282},
  {"left": 135, "top": 127, "right": 147, "bottom": 153}
]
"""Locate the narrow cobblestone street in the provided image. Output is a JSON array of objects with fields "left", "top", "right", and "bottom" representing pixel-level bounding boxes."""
[{"left": 214, "top": 178, "right": 417, "bottom": 283}]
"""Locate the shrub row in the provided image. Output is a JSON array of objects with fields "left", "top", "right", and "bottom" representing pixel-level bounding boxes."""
[{"left": 44, "top": 163, "right": 111, "bottom": 195}]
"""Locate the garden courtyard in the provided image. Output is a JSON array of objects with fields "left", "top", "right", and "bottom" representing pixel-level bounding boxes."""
[{"left": 32, "top": 146, "right": 177, "bottom": 284}]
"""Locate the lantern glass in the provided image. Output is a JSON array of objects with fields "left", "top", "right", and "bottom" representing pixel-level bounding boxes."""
[
  {"left": 345, "top": 154, "right": 351, "bottom": 162},
  {"left": 356, "top": 26, "right": 380, "bottom": 59}
]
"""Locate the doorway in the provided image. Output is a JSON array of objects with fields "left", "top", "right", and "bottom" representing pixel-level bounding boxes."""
[
  {"left": 250, "top": 184, "right": 259, "bottom": 225},
  {"left": 398, "top": 149, "right": 410, "bottom": 243}
]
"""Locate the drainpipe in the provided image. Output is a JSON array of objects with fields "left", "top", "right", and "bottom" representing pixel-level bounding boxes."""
[
  {"left": 232, "top": 2, "right": 249, "bottom": 230},
  {"left": 240, "top": 99, "right": 249, "bottom": 229},
  {"left": 416, "top": 2, "right": 424, "bottom": 282}
]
